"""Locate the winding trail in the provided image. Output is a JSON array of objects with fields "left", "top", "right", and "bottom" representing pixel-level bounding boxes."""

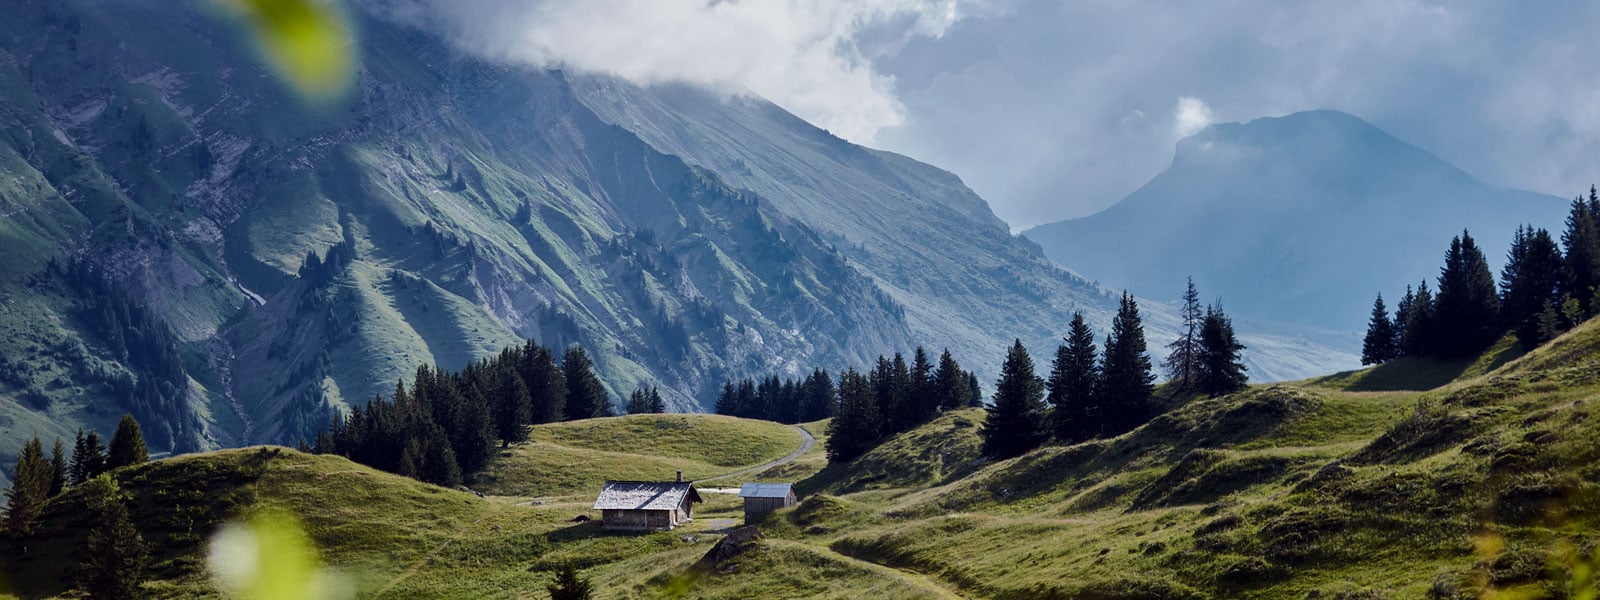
[{"left": 696, "top": 424, "right": 814, "bottom": 485}]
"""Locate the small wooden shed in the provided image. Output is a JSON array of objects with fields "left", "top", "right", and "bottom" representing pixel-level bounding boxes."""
[
  {"left": 739, "top": 483, "right": 797, "bottom": 523},
  {"left": 593, "top": 474, "right": 702, "bottom": 531}
]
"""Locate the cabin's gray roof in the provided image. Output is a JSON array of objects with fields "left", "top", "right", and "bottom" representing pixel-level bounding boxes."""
[
  {"left": 593, "top": 481, "right": 702, "bottom": 511},
  {"left": 739, "top": 483, "right": 793, "bottom": 499}
]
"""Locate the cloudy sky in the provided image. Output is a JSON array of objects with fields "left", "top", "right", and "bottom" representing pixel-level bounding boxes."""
[{"left": 373, "top": 0, "right": 1600, "bottom": 230}]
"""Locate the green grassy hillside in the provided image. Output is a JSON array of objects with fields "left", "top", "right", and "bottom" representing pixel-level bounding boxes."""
[
  {"left": 7, "top": 323, "right": 1600, "bottom": 599},
  {"left": 474, "top": 414, "right": 803, "bottom": 497}
]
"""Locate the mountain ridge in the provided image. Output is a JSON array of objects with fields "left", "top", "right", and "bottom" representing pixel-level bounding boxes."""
[{"left": 1024, "top": 109, "right": 1569, "bottom": 332}]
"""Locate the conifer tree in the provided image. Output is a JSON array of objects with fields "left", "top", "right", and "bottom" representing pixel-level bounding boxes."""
[
  {"left": 933, "top": 349, "right": 970, "bottom": 412},
  {"left": 49, "top": 438, "right": 67, "bottom": 497},
  {"left": 1393, "top": 285, "right": 1415, "bottom": 356},
  {"left": 561, "top": 347, "right": 609, "bottom": 420},
  {"left": 1561, "top": 193, "right": 1600, "bottom": 314},
  {"left": 1434, "top": 231, "right": 1501, "bottom": 357},
  {"left": 1361, "top": 293, "right": 1398, "bottom": 365},
  {"left": 1402, "top": 281, "right": 1436, "bottom": 356},
  {"left": 80, "top": 475, "right": 148, "bottom": 600},
  {"left": 715, "top": 381, "right": 740, "bottom": 416},
  {"left": 887, "top": 353, "right": 912, "bottom": 434},
  {"left": 825, "top": 369, "right": 879, "bottom": 463},
  {"left": 451, "top": 384, "right": 495, "bottom": 475},
  {"left": 626, "top": 388, "right": 652, "bottom": 415},
  {"left": 801, "top": 369, "right": 836, "bottom": 421},
  {"left": 1196, "top": 305, "right": 1249, "bottom": 396},
  {"left": 1164, "top": 277, "right": 1203, "bottom": 390},
  {"left": 1048, "top": 313, "right": 1101, "bottom": 442},
  {"left": 647, "top": 387, "right": 666, "bottom": 413},
  {"left": 106, "top": 414, "right": 148, "bottom": 470},
  {"left": 910, "top": 347, "right": 936, "bottom": 424},
  {"left": 4, "top": 437, "right": 51, "bottom": 543},
  {"left": 1500, "top": 225, "right": 1566, "bottom": 347},
  {"left": 966, "top": 371, "right": 983, "bottom": 407},
  {"left": 521, "top": 343, "right": 567, "bottom": 424},
  {"left": 981, "top": 340, "right": 1047, "bottom": 459},
  {"left": 1099, "top": 292, "right": 1155, "bottom": 435},
  {"left": 547, "top": 564, "right": 594, "bottom": 600},
  {"left": 493, "top": 368, "right": 533, "bottom": 447},
  {"left": 72, "top": 430, "right": 108, "bottom": 485}
]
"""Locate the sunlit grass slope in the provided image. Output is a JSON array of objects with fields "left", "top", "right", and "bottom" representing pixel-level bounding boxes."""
[{"left": 473, "top": 413, "right": 802, "bottom": 497}]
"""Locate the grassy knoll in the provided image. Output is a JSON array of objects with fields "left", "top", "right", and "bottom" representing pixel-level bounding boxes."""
[{"left": 473, "top": 414, "right": 802, "bottom": 497}]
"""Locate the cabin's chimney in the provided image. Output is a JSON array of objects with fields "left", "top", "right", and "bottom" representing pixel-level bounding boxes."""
[{"left": 676, "top": 470, "right": 683, "bottom": 483}]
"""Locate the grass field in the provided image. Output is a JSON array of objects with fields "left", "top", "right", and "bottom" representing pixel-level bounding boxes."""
[
  {"left": 473, "top": 414, "right": 803, "bottom": 497},
  {"left": 8, "top": 321, "right": 1600, "bottom": 598}
]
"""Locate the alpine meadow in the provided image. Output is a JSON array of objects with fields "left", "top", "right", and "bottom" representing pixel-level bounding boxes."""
[{"left": 3, "top": 1, "right": 1599, "bottom": 599}]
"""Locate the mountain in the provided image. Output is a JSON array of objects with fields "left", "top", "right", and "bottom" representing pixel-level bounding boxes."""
[
  {"left": 0, "top": 0, "right": 1350, "bottom": 485},
  {"left": 563, "top": 80, "right": 1356, "bottom": 381},
  {"left": 1023, "top": 110, "right": 1570, "bottom": 332}
]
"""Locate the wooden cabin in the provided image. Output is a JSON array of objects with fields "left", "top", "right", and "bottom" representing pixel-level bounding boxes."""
[
  {"left": 592, "top": 472, "right": 703, "bottom": 531},
  {"left": 739, "top": 482, "right": 797, "bottom": 523}
]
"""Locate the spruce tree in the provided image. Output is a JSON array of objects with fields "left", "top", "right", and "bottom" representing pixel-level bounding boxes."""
[
  {"left": 1361, "top": 293, "right": 1398, "bottom": 365},
  {"left": 451, "top": 383, "right": 495, "bottom": 475},
  {"left": 106, "top": 414, "right": 149, "bottom": 470},
  {"left": 1164, "top": 277, "right": 1203, "bottom": 390},
  {"left": 1434, "top": 231, "right": 1501, "bottom": 357},
  {"left": 4, "top": 437, "right": 51, "bottom": 543},
  {"left": 547, "top": 564, "right": 594, "bottom": 600},
  {"left": 1099, "top": 292, "right": 1155, "bottom": 435},
  {"left": 521, "top": 344, "right": 567, "bottom": 424},
  {"left": 980, "top": 340, "right": 1047, "bottom": 459},
  {"left": 1561, "top": 194, "right": 1600, "bottom": 314},
  {"left": 802, "top": 369, "right": 836, "bottom": 421},
  {"left": 626, "top": 388, "right": 652, "bottom": 415},
  {"left": 561, "top": 347, "right": 609, "bottom": 420},
  {"left": 647, "top": 387, "right": 666, "bottom": 413},
  {"left": 71, "top": 428, "right": 89, "bottom": 485},
  {"left": 80, "top": 476, "right": 148, "bottom": 600},
  {"left": 1196, "top": 305, "right": 1249, "bottom": 396},
  {"left": 493, "top": 368, "right": 534, "bottom": 447},
  {"left": 965, "top": 371, "right": 984, "bottom": 407},
  {"left": 1402, "top": 281, "right": 1437, "bottom": 356},
  {"left": 1500, "top": 226, "right": 1566, "bottom": 347},
  {"left": 49, "top": 438, "right": 67, "bottom": 497},
  {"left": 932, "top": 349, "right": 970, "bottom": 412},
  {"left": 825, "top": 369, "right": 879, "bottom": 463},
  {"left": 715, "top": 381, "right": 740, "bottom": 416},
  {"left": 1393, "top": 285, "right": 1416, "bottom": 356},
  {"left": 1048, "top": 312, "right": 1101, "bottom": 442},
  {"left": 910, "top": 347, "right": 936, "bottom": 424}
]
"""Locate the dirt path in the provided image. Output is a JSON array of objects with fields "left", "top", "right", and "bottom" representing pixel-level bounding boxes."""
[{"left": 695, "top": 424, "right": 814, "bottom": 485}]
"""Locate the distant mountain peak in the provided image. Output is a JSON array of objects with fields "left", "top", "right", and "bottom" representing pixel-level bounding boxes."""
[
  {"left": 1026, "top": 108, "right": 1567, "bottom": 335},
  {"left": 1172, "top": 109, "right": 1468, "bottom": 187}
]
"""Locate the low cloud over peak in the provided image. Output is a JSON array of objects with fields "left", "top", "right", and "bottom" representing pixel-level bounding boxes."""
[{"left": 360, "top": 0, "right": 972, "bottom": 143}]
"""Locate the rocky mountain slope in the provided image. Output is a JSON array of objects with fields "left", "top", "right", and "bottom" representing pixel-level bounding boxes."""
[
  {"left": 0, "top": 0, "right": 1351, "bottom": 485},
  {"left": 1024, "top": 110, "right": 1569, "bottom": 332}
]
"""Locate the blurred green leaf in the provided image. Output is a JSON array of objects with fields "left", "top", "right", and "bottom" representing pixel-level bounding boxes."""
[
  {"left": 214, "top": 0, "right": 355, "bottom": 99},
  {"left": 209, "top": 509, "right": 350, "bottom": 600}
]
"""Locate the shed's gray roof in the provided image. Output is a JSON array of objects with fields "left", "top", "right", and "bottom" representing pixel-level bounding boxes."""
[
  {"left": 739, "top": 483, "right": 793, "bottom": 499},
  {"left": 593, "top": 481, "right": 702, "bottom": 511}
]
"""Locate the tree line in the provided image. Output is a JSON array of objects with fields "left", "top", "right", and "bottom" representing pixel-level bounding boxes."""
[
  {"left": 312, "top": 341, "right": 618, "bottom": 487},
  {"left": 5, "top": 415, "right": 152, "bottom": 598},
  {"left": 715, "top": 347, "right": 982, "bottom": 463},
  {"left": 1362, "top": 189, "right": 1600, "bottom": 364},
  {"left": 982, "top": 287, "right": 1247, "bottom": 460}
]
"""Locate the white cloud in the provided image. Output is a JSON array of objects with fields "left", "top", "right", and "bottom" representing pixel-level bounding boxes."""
[
  {"left": 1174, "top": 96, "right": 1214, "bottom": 138},
  {"left": 361, "top": 0, "right": 970, "bottom": 143}
]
